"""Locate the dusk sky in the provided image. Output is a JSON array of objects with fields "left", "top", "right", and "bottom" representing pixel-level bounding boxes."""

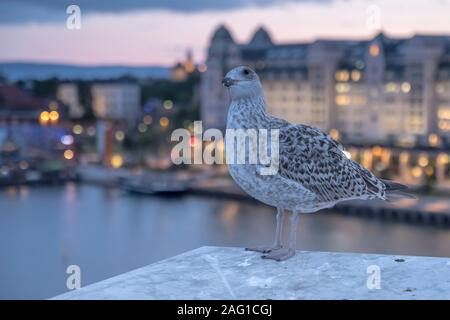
[{"left": 0, "top": 0, "right": 449, "bottom": 66}]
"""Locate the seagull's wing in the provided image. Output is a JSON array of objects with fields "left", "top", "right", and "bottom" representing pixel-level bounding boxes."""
[{"left": 278, "top": 123, "right": 386, "bottom": 202}]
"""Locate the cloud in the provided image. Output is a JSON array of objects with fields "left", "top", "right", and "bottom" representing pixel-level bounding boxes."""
[{"left": 0, "top": 0, "right": 331, "bottom": 24}]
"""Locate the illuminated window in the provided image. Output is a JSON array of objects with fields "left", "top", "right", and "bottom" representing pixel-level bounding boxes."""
[
  {"left": 401, "top": 82, "right": 411, "bottom": 93},
  {"left": 335, "top": 83, "right": 350, "bottom": 93},
  {"left": 425, "top": 165, "right": 434, "bottom": 177},
  {"left": 438, "top": 153, "right": 449, "bottom": 165},
  {"left": 439, "top": 120, "right": 450, "bottom": 132},
  {"left": 329, "top": 129, "right": 340, "bottom": 140},
  {"left": 438, "top": 108, "right": 450, "bottom": 120},
  {"left": 400, "top": 152, "right": 409, "bottom": 164},
  {"left": 335, "top": 95, "right": 350, "bottom": 106},
  {"left": 351, "top": 70, "right": 361, "bottom": 82},
  {"left": 385, "top": 82, "right": 398, "bottom": 93},
  {"left": 418, "top": 154, "right": 429, "bottom": 167},
  {"left": 369, "top": 44, "right": 380, "bottom": 57},
  {"left": 428, "top": 133, "right": 439, "bottom": 147},
  {"left": 335, "top": 70, "right": 349, "bottom": 82},
  {"left": 411, "top": 166, "right": 422, "bottom": 178},
  {"left": 409, "top": 116, "right": 423, "bottom": 125}
]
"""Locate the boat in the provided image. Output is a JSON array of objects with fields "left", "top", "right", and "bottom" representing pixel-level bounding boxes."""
[{"left": 120, "top": 176, "right": 188, "bottom": 196}]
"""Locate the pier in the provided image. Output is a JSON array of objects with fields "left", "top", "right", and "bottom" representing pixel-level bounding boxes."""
[{"left": 73, "top": 165, "right": 450, "bottom": 228}]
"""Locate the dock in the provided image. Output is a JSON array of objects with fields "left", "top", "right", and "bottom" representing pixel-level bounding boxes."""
[
  {"left": 52, "top": 246, "right": 450, "bottom": 300},
  {"left": 74, "top": 165, "right": 450, "bottom": 227}
]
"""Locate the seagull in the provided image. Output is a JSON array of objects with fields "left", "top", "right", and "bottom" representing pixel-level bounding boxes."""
[{"left": 223, "top": 66, "right": 411, "bottom": 261}]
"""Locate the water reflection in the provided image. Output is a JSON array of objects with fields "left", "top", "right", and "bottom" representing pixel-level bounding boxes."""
[{"left": 0, "top": 184, "right": 449, "bottom": 299}]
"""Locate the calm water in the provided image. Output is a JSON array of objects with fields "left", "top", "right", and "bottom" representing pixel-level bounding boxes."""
[{"left": 1, "top": 183, "right": 450, "bottom": 299}]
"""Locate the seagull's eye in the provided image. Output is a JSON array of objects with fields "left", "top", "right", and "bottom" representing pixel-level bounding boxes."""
[{"left": 242, "top": 69, "right": 250, "bottom": 76}]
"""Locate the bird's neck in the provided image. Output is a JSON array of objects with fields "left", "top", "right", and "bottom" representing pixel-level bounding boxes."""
[{"left": 231, "top": 95, "right": 267, "bottom": 116}]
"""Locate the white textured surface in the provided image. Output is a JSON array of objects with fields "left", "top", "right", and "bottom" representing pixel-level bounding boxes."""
[{"left": 52, "top": 246, "right": 450, "bottom": 300}]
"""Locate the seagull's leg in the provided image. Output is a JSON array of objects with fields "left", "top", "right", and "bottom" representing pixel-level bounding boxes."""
[
  {"left": 272, "top": 207, "right": 285, "bottom": 248},
  {"left": 262, "top": 211, "right": 298, "bottom": 261},
  {"left": 245, "top": 207, "right": 285, "bottom": 253}
]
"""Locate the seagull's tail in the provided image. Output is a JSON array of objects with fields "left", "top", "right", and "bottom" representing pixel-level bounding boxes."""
[{"left": 382, "top": 179, "right": 417, "bottom": 201}]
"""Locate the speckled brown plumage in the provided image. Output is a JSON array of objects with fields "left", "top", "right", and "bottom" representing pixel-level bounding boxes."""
[
  {"left": 226, "top": 84, "right": 387, "bottom": 213},
  {"left": 223, "top": 65, "right": 409, "bottom": 261}
]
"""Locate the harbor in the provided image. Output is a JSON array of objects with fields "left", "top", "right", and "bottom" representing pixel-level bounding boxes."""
[
  {"left": 3, "top": 163, "right": 449, "bottom": 228},
  {"left": 2, "top": 183, "right": 450, "bottom": 299},
  {"left": 73, "top": 165, "right": 450, "bottom": 228},
  {"left": 1, "top": 0, "right": 450, "bottom": 302}
]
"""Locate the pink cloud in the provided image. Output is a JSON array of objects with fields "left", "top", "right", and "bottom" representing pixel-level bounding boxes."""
[{"left": 0, "top": 0, "right": 448, "bottom": 65}]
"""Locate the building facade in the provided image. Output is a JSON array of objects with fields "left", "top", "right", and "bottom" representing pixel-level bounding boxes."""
[
  {"left": 57, "top": 83, "right": 84, "bottom": 119},
  {"left": 91, "top": 83, "right": 141, "bottom": 126},
  {"left": 171, "top": 50, "right": 196, "bottom": 82},
  {"left": 201, "top": 25, "right": 450, "bottom": 146}
]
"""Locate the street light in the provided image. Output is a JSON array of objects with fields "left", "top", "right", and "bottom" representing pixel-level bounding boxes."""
[
  {"left": 39, "top": 110, "right": 59, "bottom": 125},
  {"left": 111, "top": 154, "right": 123, "bottom": 168},
  {"left": 49, "top": 111, "right": 59, "bottom": 123},
  {"left": 64, "top": 149, "right": 74, "bottom": 160},
  {"left": 159, "top": 117, "right": 169, "bottom": 128},
  {"left": 39, "top": 111, "right": 50, "bottom": 125}
]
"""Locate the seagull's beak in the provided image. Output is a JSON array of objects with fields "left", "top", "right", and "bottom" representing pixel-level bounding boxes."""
[{"left": 222, "top": 77, "right": 236, "bottom": 87}]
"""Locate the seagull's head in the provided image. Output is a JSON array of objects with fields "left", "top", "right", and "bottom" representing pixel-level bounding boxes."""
[{"left": 222, "top": 66, "right": 262, "bottom": 100}]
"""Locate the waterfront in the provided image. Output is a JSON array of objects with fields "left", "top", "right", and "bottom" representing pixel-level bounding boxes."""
[{"left": 1, "top": 183, "right": 450, "bottom": 299}]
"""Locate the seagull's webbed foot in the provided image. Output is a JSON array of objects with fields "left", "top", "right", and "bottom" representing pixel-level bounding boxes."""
[
  {"left": 245, "top": 245, "right": 282, "bottom": 254},
  {"left": 262, "top": 248, "right": 296, "bottom": 261}
]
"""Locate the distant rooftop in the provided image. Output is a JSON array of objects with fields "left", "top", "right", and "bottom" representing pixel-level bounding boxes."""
[{"left": 210, "top": 25, "right": 450, "bottom": 63}]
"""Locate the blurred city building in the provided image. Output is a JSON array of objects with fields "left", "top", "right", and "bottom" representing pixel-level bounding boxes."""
[
  {"left": 90, "top": 82, "right": 141, "bottom": 167},
  {"left": 57, "top": 83, "right": 85, "bottom": 119},
  {"left": 171, "top": 50, "right": 196, "bottom": 82},
  {"left": 91, "top": 82, "right": 141, "bottom": 126},
  {"left": 201, "top": 25, "right": 450, "bottom": 147},
  {"left": 0, "top": 84, "right": 46, "bottom": 120},
  {"left": 0, "top": 84, "right": 74, "bottom": 184}
]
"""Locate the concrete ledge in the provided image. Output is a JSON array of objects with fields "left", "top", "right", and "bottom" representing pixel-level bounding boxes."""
[{"left": 52, "top": 246, "right": 450, "bottom": 300}]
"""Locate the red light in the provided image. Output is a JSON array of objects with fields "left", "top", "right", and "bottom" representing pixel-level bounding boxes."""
[{"left": 189, "top": 136, "right": 197, "bottom": 147}]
